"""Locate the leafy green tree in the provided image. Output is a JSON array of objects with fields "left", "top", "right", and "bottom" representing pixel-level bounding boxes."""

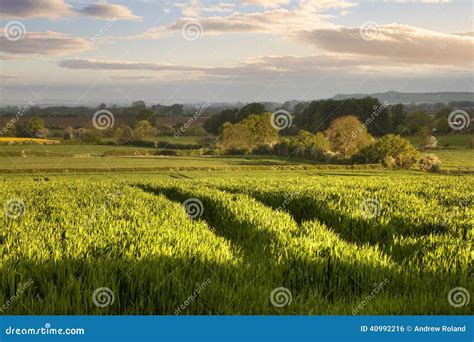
[
  {"left": 325, "top": 115, "right": 373, "bottom": 158},
  {"left": 356, "top": 134, "right": 419, "bottom": 169},
  {"left": 24, "top": 117, "right": 45, "bottom": 136},
  {"left": 404, "top": 112, "right": 434, "bottom": 133},
  {"left": 219, "top": 122, "right": 252, "bottom": 152},
  {"left": 137, "top": 109, "right": 157, "bottom": 125},
  {"left": 296, "top": 97, "right": 390, "bottom": 136},
  {"left": 390, "top": 103, "right": 406, "bottom": 133},
  {"left": 243, "top": 113, "right": 279, "bottom": 148},
  {"left": 133, "top": 120, "right": 156, "bottom": 140}
]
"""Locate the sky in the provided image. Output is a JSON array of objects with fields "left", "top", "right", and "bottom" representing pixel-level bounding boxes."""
[{"left": 0, "top": 0, "right": 473, "bottom": 105}]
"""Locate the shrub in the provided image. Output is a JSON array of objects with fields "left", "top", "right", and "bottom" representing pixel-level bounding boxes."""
[
  {"left": 356, "top": 134, "right": 419, "bottom": 169},
  {"left": 419, "top": 154, "right": 441, "bottom": 172}
]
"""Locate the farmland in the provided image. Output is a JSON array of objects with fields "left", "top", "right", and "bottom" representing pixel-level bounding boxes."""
[{"left": 0, "top": 172, "right": 472, "bottom": 315}]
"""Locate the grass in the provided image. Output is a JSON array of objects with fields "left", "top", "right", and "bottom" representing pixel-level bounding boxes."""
[
  {"left": 406, "top": 133, "right": 473, "bottom": 147},
  {"left": 0, "top": 173, "right": 472, "bottom": 314},
  {"left": 426, "top": 149, "right": 474, "bottom": 171},
  {"left": 0, "top": 144, "right": 155, "bottom": 155}
]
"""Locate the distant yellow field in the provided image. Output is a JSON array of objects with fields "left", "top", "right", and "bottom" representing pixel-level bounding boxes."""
[{"left": 0, "top": 137, "right": 60, "bottom": 145}]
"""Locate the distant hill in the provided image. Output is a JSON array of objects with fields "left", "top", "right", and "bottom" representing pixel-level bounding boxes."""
[{"left": 332, "top": 91, "right": 474, "bottom": 104}]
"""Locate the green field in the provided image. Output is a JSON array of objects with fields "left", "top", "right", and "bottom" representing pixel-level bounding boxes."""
[
  {"left": 407, "top": 133, "right": 474, "bottom": 147},
  {"left": 0, "top": 173, "right": 472, "bottom": 314},
  {"left": 0, "top": 141, "right": 472, "bottom": 315},
  {"left": 0, "top": 144, "right": 473, "bottom": 173}
]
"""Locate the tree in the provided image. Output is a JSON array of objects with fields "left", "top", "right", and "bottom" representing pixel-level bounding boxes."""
[
  {"left": 242, "top": 113, "right": 279, "bottom": 148},
  {"left": 236, "top": 103, "right": 266, "bottom": 121},
  {"left": 219, "top": 122, "right": 252, "bottom": 152},
  {"left": 356, "top": 134, "right": 419, "bottom": 169},
  {"left": 417, "top": 126, "right": 437, "bottom": 149},
  {"left": 24, "top": 117, "right": 45, "bottom": 136},
  {"left": 295, "top": 97, "right": 391, "bottom": 136},
  {"left": 132, "top": 101, "right": 146, "bottom": 109},
  {"left": 63, "top": 127, "right": 74, "bottom": 140},
  {"left": 133, "top": 120, "right": 156, "bottom": 140},
  {"left": 325, "top": 115, "right": 373, "bottom": 158},
  {"left": 404, "top": 112, "right": 434, "bottom": 134},
  {"left": 203, "top": 109, "right": 239, "bottom": 135},
  {"left": 137, "top": 109, "right": 157, "bottom": 125},
  {"left": 390, "top": 103, "right": 406, "bottom": 133},
  {"left": 1, "top": 123, "right": 16, "bottom": 137}
]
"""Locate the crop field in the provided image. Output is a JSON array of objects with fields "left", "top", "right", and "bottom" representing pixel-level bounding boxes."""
[{"left": 0, "top": 173, "right": 472, "bottom": 315}]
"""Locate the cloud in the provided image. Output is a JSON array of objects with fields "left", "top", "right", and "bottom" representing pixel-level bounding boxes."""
[
  {"left": 132, "top": 0, "right": 356, "bottom": 39},
  {"left": 0, "top": 0, "right": 140, "bottom": 20},
  {"left": 57, "top": 54, "right": 435, "bottom": 83},
  {"left": 58, "top": 58, "right": 207, "bottom": 72},
  {"left": 78, "top": 4, "right": 142, "bottom": 21},
  {"left": 240, "top": 0, "right": 290, "bottom": 7},
  {"left": 297, "top": 24, "right": 474, "bottom": 66},
  {"left": 0, "top": 0, "right": 73, "bottom": 19},
  {"left": 0, "top": 31, "right": 91, "bottom": 56}
]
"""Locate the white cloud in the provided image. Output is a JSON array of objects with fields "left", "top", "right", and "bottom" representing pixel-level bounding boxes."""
[
  {"left": 297, "top": 24, "right": 474, "bottom": 66},
  {"left": 131, "top": 0, "right": 356, "bottom": 39},
  {"left": 0, "top": 0, "right": 141, "bottom": 21},
  {"left": 0, "top": 31, "right": 91, "bottom": 56}
]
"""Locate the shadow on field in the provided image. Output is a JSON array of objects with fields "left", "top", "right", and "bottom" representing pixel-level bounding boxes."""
[{"left": 133, "top": 184, "right": 454, "bottom": 311}]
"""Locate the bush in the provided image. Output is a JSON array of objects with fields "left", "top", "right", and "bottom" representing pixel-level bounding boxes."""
[
  {"left": 419, "top": 154, "right": 441, "bottom": 172},
  {"left": 356, "top": 134, "right": 419, "bottom": 169}
]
